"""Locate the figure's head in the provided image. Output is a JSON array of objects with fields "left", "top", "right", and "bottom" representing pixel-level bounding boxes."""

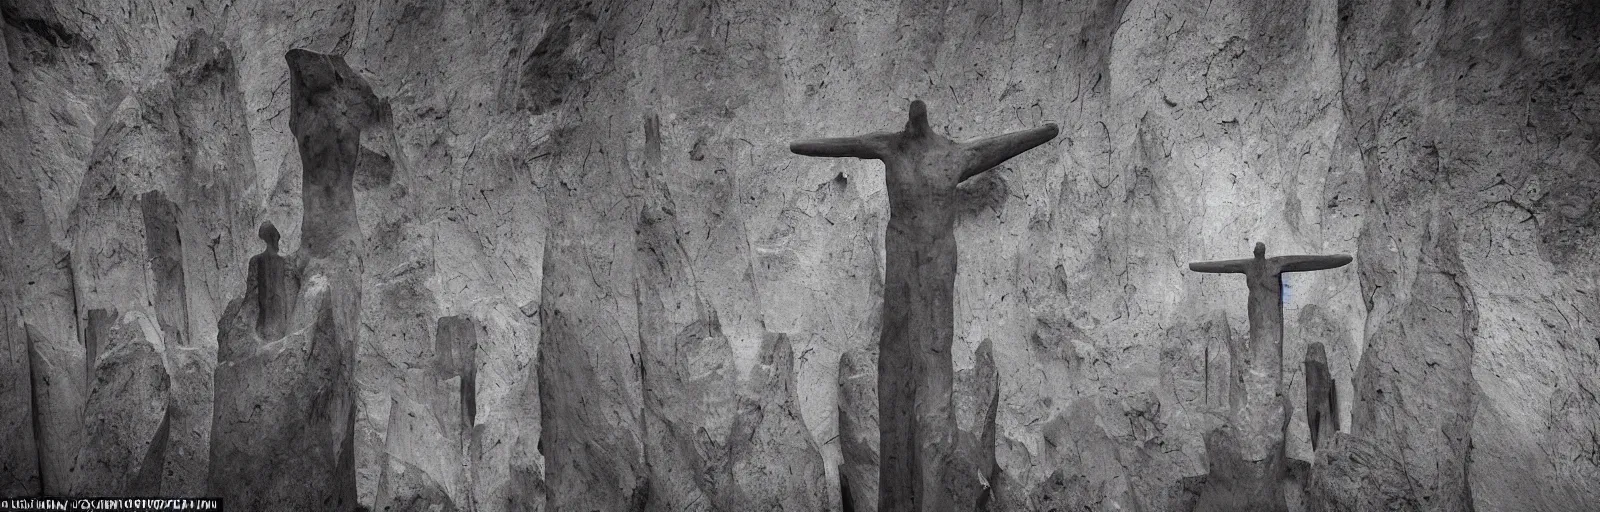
[
  {"left": 905, "top": 99, "right": 930, "bottom": 136},
  {"left": 1254, "top": 242, "right": 1266, "bottom": 259},
  {"left": 259, "top": 221, "right": 280, "bottom": 249}
]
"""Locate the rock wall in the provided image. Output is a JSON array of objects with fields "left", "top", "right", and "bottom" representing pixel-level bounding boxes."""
[
  {"left": 1330, "top": 0, "right": 1600, "bottom": 509},
  {"left": 0, "top": 0, "right": 1595, "bottom": 510}
]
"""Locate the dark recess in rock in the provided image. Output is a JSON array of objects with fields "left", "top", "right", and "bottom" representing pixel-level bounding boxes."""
[
  {"left": 83, "top": 308, "right": 112, "bottom": 390},
  {"left": 518, "top": 15, "right": 591, "bottom": 115},
  {"left": 436, "top": 315, "right": 479, "bottom": 438},
  {"left": 23, "top": 322, "right": 46, "bottom": 494},
  {"left": 248, "top": 221, "right": 292, "bottom": 341},
  {"left": 0, "top": 6, "right": 80, "bottom": 49},
  {"left": 1304, "top": 342, "right": 1337, "bottom": 452},
  {"left": 129, "top": 407, "right": 172, "bottom": 493},
  {"left": 140, "top": 191, "right": 189, "bottom": 347}
]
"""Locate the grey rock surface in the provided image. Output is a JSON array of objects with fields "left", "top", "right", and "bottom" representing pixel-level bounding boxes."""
[
  {"left": 838, "top": 347, "right": 880, "bottom": 512},
  {"left": 0, "top": 0, "right": 1595, "bottom": 510},
  {"left": 69, "top": 309, "right": 169, "bottom": 496}
]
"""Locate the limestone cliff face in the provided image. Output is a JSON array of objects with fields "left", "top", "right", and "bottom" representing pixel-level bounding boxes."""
[{"left": 0, "top": 0, "right": 1596, "bottom": 510}]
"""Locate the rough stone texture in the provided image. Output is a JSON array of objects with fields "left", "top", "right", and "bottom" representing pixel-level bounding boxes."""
[
  {"left": 0, "top": 27, "right": 39, "bottom": 495},
  {"left": 1, "top": 0, "right": 1597, "bottom": 510},
  {"left": 946, "top": 339, "right": 1001, "bottom": 510},
  {"left": 22, "top": 324, "right": 83, "bottom": 495},
  {"left": 838, "top": 347, "right": 880, "bottom": 512},
  {"left": 634, "top": 113, "right": 740, "bottom": 510},
  {"left": 1350, "top": 216, "right": 1479, "bottom": 510},
  {"left": 376, "top": 385, "right": 464, "bottom": 511},
  {"left": 370, "top": 316, "right": 479, "bottom": 511},
  {"left": 721, "top": 333, "right": 831, "bottom": 510},
  {"left": 1304, "top": 433, "right": 1417, "bottom": 512},
  {"left": 1190, "top": 400, "right": 1292, "bottom": 512},
  {"left": 69, "top": 309, "right": 170, "bottom": 496},
  {"left": 0, "top": 223, "right": 38, "bottom": 496},
  {"left": 1332, "top": 0, "right": 1600, "bottom": 510},
  {"left": 538, "top": 228, "right": 647, "bottom": 511}
]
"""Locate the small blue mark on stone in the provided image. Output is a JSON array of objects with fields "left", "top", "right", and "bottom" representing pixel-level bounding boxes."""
[{"left": 1282, "top": 279, "right": 1292, "bottom": 304}]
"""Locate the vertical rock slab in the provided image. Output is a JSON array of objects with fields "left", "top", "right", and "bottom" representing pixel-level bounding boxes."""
[
  {"left": 1338, "top": 0, "right": 1600, "bottom": 508},
  {"left": 838, "top": 347, "right": 879, "bottom": 512},
  {"left": 58, "top": 85, "right": 186, "bottom": 496},
  {"left": 508, "top": 359, "right": 548, "bottom": 512},
  {"left": 137, "top": 190, "right": 212, "bottom": 494},
  {"left": 538, "top": 234, "right": 647, "bottom": 511},
  {"left": 375, "top": 391, "right": 463, "bottom": 512},
  {"left": 532, "top": 17, "right": 646, "bottom": 506},
  {"left": 1352, "top": 218, "right": 1477, "bottom": 510},
  {"left": 0, "top": 33, "right": 40, "bottom": 495},
  {"left": 159, "top": 341, "right": 213, "bottom": 496},
  {"left": 634, "top": 114, "right": 737, "bottom": 510},
  {"left": 340, "top": 2, "right": 550, "bottom": 506},
  {"left": 719, "top": 333, "right": 830, "bottom": 510},
  {"left": 373, "top": 315, "right": 478, "bottom": 511},
  {"left": 1, "top": 11, "right": 107, "bottom": 450},
  {"left": 437, "top": 315, "right": 479, "bottom": 487},
  {"left": 166, "top": 29, "right": 260, "bottom": 353},
  {"left": 139, "top": 191, "right": 190, "bottom": 348},
  {"left": 10, "top": 325, "right": 40, "bottom": 493},
  {"left": 210, "top": 49, "right": 376, "bottom": 510},
  {"left": 1, "top": 294, "right": 37, "bottom": 496},
  {"left": 947, "top": 339, "right": 1001, "bottom": 510},
  {"left": 69, "top": 308, "right": 170, "bottom": 496},
  {"left": 25, "top": 324, "right": 84, "bottom": 495}
]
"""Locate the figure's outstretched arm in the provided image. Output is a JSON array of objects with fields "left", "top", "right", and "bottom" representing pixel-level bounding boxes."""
[
  {"left": 1273, "top": 254, "right": 1353, "bottom": 273},
  {"left": 1188, "top": 258, "right": 1254, "bottom": 273},
  {"left": 790, "top": 131, "right": 899, "bottom": 160},
  {"left": 958, "top": 124, "right": 1060, "bottom": 183}
]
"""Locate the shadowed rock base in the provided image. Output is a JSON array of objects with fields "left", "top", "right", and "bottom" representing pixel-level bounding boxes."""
[
  {"left": 1306, "top": 433, "right": 1418, "bottom": 511},
  {"left": 24, "top": 324, "right": 85, "bottom": 495},
  {"left": 70, "top": 309, "right": 170, "bottom": 496},
  {"left": 838, "top": 347, "right": 880, "bottom": 512},
  {"left": 537, "top": 234, "right": 647, "bottom": 512},
  {"left": 1191, "top": 400, "right": 1291, "bottom": 512}
]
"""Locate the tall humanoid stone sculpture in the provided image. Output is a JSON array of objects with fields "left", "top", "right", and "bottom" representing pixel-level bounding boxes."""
[
  {"left": 1188, "top": 242, "right": 1350, "bottom": 510},
  {"left": 1189, "top": 242, "right": 1350, "bottom": 458},
  {"left": 792, "top": 100, "right": 1058, "bottom": 511}
]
